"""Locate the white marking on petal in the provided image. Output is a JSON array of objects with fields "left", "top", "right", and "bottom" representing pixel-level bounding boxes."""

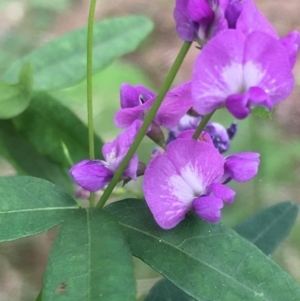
[
  {"left": 180, "top": 163, "right": 205, "bottom": 195},
  {"left": 221, "top": 62, "right": 244, "bottom": 94},
  {"left": 166, "top": 162, "right": 205, "bottom": 210},
  {"left": 243, "top": 61, "right": 266, "bottom": 88},
  {"left": 167, "top": 174, "right": 194, "bottom": 205}
]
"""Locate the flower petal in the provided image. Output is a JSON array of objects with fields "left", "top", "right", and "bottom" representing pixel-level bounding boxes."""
[
  {"left": 103, "top": 120, "right": 144, "bottom": 179},
  {"left": 120, "top": 83, "right": 155, "bottom": 109},
  {"left": 155, "top": 82, "right": 193, "bottom": 127},
  {"left": 236, "top": 0, "right": 278, "bottom": 38},
  {"left": 114, "top": 99, "right": 153, "bottom": 128},
  {"left": 167, "top": 138, "right": 225, "bottom": 189},
  {"left": 224, "top": 152, "right": 260, "bottom": 182},
  {"left": 192, "top": 29, "right": 245, "bottom": 115},
  {"left": 280, "top": 30, "right": 300, "bottom": 68},
  {"left": 192, "top": 195, "right": 223, "bottom": 222},
  {"left": 208, "top": 182, "right": 235, "bottom": 204},
  {"left": 144, "top": 153, "right": 194, "bottom": 229},
  {"left": 243, "top": 31, "right": 294, "bottom": 104},
  {"left": 174, "top": 0, "right": 195, "bottom": 41},
  {"left": 70, "top": 160, "right": 113, "bottom": 191}
]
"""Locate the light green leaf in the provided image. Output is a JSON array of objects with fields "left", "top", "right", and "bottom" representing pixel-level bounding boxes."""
[
  {"left": 251, "top": 106, "right": 274, "bottom": 119},
  {"left": 0, "top": 63, "right": 33, "bottom": 119},
  {"left": 234, "top": 201, "right": 299, "bottom": 255},
  {"left": 12, "top": 92, "right": 104, "bottom": 168},
  {"left": 42, "top": 209, "right": 136, "bottom": 301},
  {"left": 0, "top": 120, "right": 72, "bottom": 192},
  {"left": 144, "top": 278, "right": 195, "bottom": 301},
  {"left": 3, "top": 16, "right": 153, "bottom": 91},
  {"left": 0, "top": 176, "right": 77, "bottom": 242},
  {"left": 106, "top": 199, "right": 300, "bottom": 301}
]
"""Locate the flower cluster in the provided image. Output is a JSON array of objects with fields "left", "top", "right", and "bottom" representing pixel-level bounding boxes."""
[{"left": 70, "top": 0, "right": 299, "bottom": 230}]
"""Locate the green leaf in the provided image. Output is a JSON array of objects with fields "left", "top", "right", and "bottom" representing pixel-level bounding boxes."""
[
  {"left": 3, "top": 16, "right": 153, "bottom": 91},
  {"left": 106, "top": 199, "right": 300, "bottom": 301},
  {"left": 35, "top": 291, "right": 42, "bottom": 301},
  {"left": 12, "top": 92, "right": 104, "bottom": 168},
  {"left": 0, "top": 120, "right": 72, "bottom": 192},
  {"left": 144, "top": 278, "right": 195, "bottom": 301},
  {"left": 251, "top": 106, "right": 274, "bottom": 119},
  {"left": 234, "top": 201, "right": 299, "bottom": 255},
  {"left": 42, "top": 209, "right": 136, "bottom": 301},
  {"left": 0, "top": 176, "right": 77, "bottom": 242},
  {"left": 0, "top": 63, "right": 33, "bottom": 119}
]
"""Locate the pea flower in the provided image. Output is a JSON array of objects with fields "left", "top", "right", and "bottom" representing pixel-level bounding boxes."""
[
  {"left": 114, "top": 81, "right": 193, "bottom": 129},
  {"left": 227, "top": 0, "right": 300, "bottom": 67},
  {"left": 70, "top": 120, "right": 143, "bottom": 191},
  {"left": 192, "top": 30, "right": 294, "bottom": 119},
  {"left": 173, "top": 0, "right": 229, "bottom": 44},
  {"left": 143, "top": 138, "right": 259, "bottom": 229},
  {"left": 166, "top": 114, "right": 237, "bottom": 153}
]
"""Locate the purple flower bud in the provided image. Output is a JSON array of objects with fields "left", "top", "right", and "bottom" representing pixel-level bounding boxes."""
[
  {"left": 167, "top": 115, "right": 237, "bottom": 154},
  {"left": 224, "top": 152, "right": 260, "bottom": 183},
  {"left": 173, "top": 0, "right": 229, "bottom": 44},
  {"left": 70, "top": 160, "right": 113, "bottom": 192},
  {"left": 115, "top": 82, "right": 193, "bottom": 129},
  {"left": 226, "top": 122, "right": 237, "bottom": 140},
  {"left": 70, "top": 120, "right": 144, "bottom": 192}
]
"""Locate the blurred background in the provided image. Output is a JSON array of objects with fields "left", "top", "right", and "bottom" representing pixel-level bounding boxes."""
[{"left": 0, "top": 0, "right": 300, "bottom": 300}]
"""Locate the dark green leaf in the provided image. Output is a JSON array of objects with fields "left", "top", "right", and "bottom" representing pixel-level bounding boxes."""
[
  {"left": 251, "top": 106, "right": 274, "bottom": 119},
  {"left": 12, "top": 92, "right": 103, "bottom": 168},
  {"left": 0, "top": 120, "right": 72, "bottom": 192},
  {"left": 43, "top": 209, "right": 136, "bottom": 301},
  {"left": 0, "top": 63, "right": 33, "bottom": 119},
  {"left": 144, "top": 278, "right": 195, "bottom": 301},
  {"left": 35, "top": 290, "right": 42, "bottom": 301},
  {"left": 0, "top": 176, "right": 77, "bottom": 242},
  {"left": 3, "top": 16, "right": 153, "bottom": 90},
  {"left": 106, "top": 199, "right": 300, "bottom": 301},
  {"left": 234, "top": 201, "right": 299, "bottom": 255}
]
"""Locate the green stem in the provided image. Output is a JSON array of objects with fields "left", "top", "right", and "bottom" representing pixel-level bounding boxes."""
[
  {"left": 96, "top": 41, "right": 192, "bottom": 208},
  {"left": 87, "top": 0, "right": 97, "bottom": 207},
  {"left": 87, "top": 0, "right": 97, "bottom": 160},
  {"left": 192, "top": 110, "right": 216, "bottom": 140}
]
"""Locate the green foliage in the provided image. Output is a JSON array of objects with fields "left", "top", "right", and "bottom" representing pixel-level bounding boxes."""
[
  {"left": 251, "top": 106, "right": 274, "bottom": 119},
  {"left": 144, "top": 278, "right": 195, "bottom": 301},
  {"left": 0, "top": 176, "right": 136, "bottom": 301},
  {"left": 0, "top": 90, "right": 104, "bottom": 192},
  {"left": 12, "top": 92, "right": 103, "bottom": 169},
  {"left": 43, "top": 209, "right": 136, "bottom": 301},
  {"left": 234, "top": 201, "right": 299, "bottom": 255},
  {"left": 0, "top": 122, "right": 72, "bottom": 191},
  {"left": 0, "top": 63, "right": 33, "bottom": 119},
  {"left": 106, "top": 199, "right": 300, "bottom": 301},
  {"left": 143, "top": 201, "right": 299, "bottom": 300},
  {"left": 3, "top": 16, "right": 154, "bottom": 91},
  {"left": 0, "top": 176, "right": 77, "bottom": 242}
]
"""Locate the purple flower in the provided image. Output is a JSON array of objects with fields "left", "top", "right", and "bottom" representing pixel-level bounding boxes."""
[
  {"left": 143, "top": 138, "right": 259, "bottom": 229},
  {"left": 70, "top": 120, "right": 142, "bottom": 191},
  {"left": 192, "top": 30, "right": 294, "bottom": 119},
  {"left": 173, "top": 0, "right": 229, "bottom": 44},
  {"left": 280, "top": 31, "right": 300, "bottom": 68},
  {"left": 205, "top": 122, "right": 237, "bottom": 153},
  {"left": 114, "top": 82, "right": 193, "bottom": 129},
  {"left": 167, "top": 114, "right": 237, "bottom": 153},
  {"left": 230, "top": 0, "right": 300, "bottom": 67},
  {"left": 223, "top": 152, "right": 260, "bottom": 183}
]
